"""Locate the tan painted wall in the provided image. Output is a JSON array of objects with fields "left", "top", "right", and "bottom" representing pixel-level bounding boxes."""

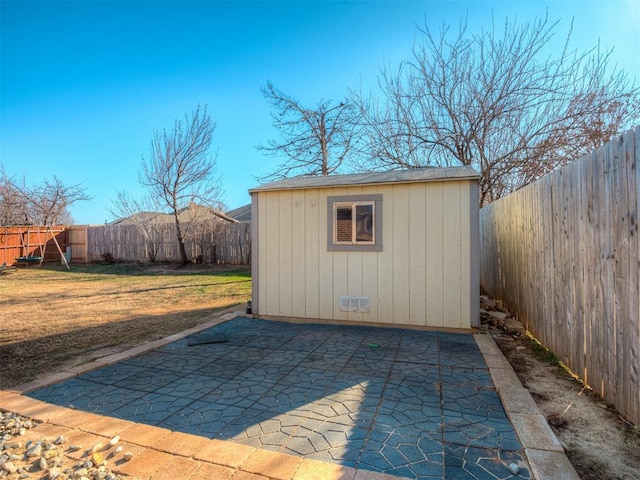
[{"left": 252, "top": 180, "right": 478, "bottom": 329}]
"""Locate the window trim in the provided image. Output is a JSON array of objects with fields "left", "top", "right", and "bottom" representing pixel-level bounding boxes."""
[{"left": 327, "top": 194, "right": 383, "bottom": 252}]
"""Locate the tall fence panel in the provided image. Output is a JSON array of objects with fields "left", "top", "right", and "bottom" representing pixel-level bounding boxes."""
[
  {"left": 0, "top": 226, "right": 67, "bottom": 265},
  {"left": 79, "top": 221, "right": 251, "bottom": 265},
  {"left": 67, "top": 225, "right": 88, "bottom": 263},
  {"left": 480, "top": 127, "right": 640, "bottom": 426}
]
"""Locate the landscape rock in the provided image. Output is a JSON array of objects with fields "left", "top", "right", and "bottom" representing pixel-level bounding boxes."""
[
  {"left": 0, "top": 412, "right": 125, "bottom": 480},
  {"left": 480, "top": 294, "right": 526, "bottom": 336},
  {"left": 1, "top": 461, "right": 17, "bottom": 473},
  {"left": 505, "top": 317, "right": 525, "bottom": 335},
  {"left": 26, "top": 442, "right": 43, "bottom": 457},
  {"left": 488, "top": 310, "right": 508, "bottom": 322},
  {"left": 480, "top": 295, "right": 497, "bottom": 310}
]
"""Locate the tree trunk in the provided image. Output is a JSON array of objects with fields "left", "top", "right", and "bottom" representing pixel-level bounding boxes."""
[{"left": 173, "top": 212, "right": 189, "bottom": 265}]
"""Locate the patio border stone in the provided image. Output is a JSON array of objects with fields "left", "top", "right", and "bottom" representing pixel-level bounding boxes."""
[{"left": 474, "top": 333, "right": 580, "bottom": 480}]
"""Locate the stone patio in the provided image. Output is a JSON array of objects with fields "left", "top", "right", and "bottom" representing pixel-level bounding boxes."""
[{"left": 23, "top": 317, "right": 536, "bottom": 479}]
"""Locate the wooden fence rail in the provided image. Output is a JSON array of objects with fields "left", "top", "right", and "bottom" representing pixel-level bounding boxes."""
[
  {"left": 68, "top": 222, "right": 251, "bottom": 265},
  {"left": 479, "top": 126, "right": 640, "bottom": 426}
]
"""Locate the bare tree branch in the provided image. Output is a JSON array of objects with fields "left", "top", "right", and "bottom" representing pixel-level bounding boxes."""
[
  {"left": 354, "top": 13, "right": 640, "bottom": 205},
  {"left": 257, "top": 81, "right": 361, "bottom": 182}
]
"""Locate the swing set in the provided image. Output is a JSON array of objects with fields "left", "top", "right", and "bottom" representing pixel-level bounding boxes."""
[{"left": 15, "top": 226, "right": 70, "bottom": 270}]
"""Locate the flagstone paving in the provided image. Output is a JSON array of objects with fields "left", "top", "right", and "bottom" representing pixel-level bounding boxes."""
[{"left": 26, "top": 317, "right": 532, "bottom": 479}]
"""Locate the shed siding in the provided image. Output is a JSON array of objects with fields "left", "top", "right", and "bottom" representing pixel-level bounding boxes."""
[
  {"left": 304, "top": 189, "right": 320, "bottom": 319},
  {"left": 425, "top": 182, "right": 445, "bottom": 326},
  {"left": 254, "top": 179, "right": 476, "bottom": 329},
  {"left": 409, "top": 184, "right": 427, "bottom": 325}
]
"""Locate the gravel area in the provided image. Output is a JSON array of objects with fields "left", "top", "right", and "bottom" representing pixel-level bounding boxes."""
[{"left": 0, "top": 411, "right": 134, "bottom": 480}]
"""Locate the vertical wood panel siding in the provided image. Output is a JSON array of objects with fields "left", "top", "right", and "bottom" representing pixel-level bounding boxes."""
[
  {"left": 255, "top": 180, "right": 476, "bottom": 329},
  {"left": 479, "top": 126, "right": 640, "bottom": 427}
]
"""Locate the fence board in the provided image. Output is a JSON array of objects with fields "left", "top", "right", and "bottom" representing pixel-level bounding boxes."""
[
  {"left": 632, "top": 127, "right": 640, "bottom": 425},
  {"left": 75, "top": 222, "right": 251, "bottom": 265},
  {"left": 480, "top": 126, "right": 640, "bottom": 427}
]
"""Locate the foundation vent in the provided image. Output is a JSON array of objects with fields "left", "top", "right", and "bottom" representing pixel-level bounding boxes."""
[{"left": 339, "top": 296, "right": 370, "bottom": 313}]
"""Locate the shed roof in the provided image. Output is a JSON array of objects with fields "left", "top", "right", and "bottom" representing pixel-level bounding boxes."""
[{"left": 249, "top": 166, "right": 479, "bottom": 193}]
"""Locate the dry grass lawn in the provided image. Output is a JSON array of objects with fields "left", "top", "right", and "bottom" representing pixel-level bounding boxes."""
[{"left": 0, "top": 263, "right": 251, "bottom": 388}]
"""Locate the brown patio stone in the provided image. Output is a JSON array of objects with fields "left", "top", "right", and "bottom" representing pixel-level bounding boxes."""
[
  {"left": 119, "top": 422, "right": 172, "bottom": 447},
  {"left": 148, "top": 455, "right": 201, "bottom": 480},
  {"left": 0, "top": 393, "right": 53, "bottom": 418},
  {"left": 109, "top": 441, "right": 146, "bottom": 466},
  {"left": 49, "top": 409, "right": 102, "bottom": 429},
  {"left": 190, "top": 462, "right": 234, "bottom": 480},
  {"left": 82, "top": 413, "right": 136, "bottom": 438},
  {"left": 30, "top": 422, "right": 73, "bottom": 440},
  {"left": 62, "top": 430, "right": 109, "bottom": 460},
  {"left": 241, "top": 449, "right": 303, "bottom": 480},
  {"left": 231, "top": 471, "right": 270, "bottom": 480},
  {"left": 0, "top": 390, "right": 21, "bottom": 404},
  {"left": 292, "top": 458, "right": 357, "bottom": 480},
  {"left": 115, "top": 448, "right": 174, "bottom": 479},
  {"left": 194, "top": 438, "right": 255, "bottom": 468},
  {"left": 152, "top": 430, "right": 211, "bottom": 457}
]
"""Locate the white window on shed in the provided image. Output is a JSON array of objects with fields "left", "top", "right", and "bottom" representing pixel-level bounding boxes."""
[
  {"left": 327, "top": 194, "right": 382, "bottom": 252},
  {"left": 334, "top": 202, "right": 374, "bottom": 244}
]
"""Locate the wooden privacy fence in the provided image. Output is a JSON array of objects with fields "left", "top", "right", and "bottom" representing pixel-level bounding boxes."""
[
  {"left": 0, "top": 226, "right": 67, "bottom": 265},
  {"left": 68, "top": 222, "right": 251, "bottom": 265},
  {"left": 479, "top": 126, "right": 640, "bottom": 426}
]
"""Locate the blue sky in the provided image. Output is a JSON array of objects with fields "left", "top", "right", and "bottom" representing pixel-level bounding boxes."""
[{"left": 1, "top": 0, "right": 639, "bottom": 224}]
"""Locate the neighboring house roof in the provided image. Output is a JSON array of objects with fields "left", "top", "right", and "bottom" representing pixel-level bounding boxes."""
[
  {"left": 226, "top": 204, "right": 251, "bottom": 222},
  {"left": 111, "top": 203, "right": 237, "bottom": 225},
  {"left": 249, "top": 166, "right": 480, "bottom": 193},
  {"left": 111, "top": 212, "right": 162, "bottom": 225}
]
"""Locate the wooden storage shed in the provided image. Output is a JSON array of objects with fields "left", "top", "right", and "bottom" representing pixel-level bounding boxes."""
[{"left": 249, "top": 166, "right": 480, "bottom": 330}]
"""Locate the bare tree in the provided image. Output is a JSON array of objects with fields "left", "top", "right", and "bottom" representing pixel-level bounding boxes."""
[
  {"left": 0, "top": 167, "right": 89, "bottom": 226},
  {"left": 257, "top": 81, "right": 360, "bottom": 181},
  {"left": 0, "top": 168, "right": 28, "bottom": 226},
  {"left": 355, "top": 14, "right": 640, "bottom": 205},
  {"left": 139, "top": 104, "right": 224, "bottom": 264},
  {"left": 26, "top": 176, "right": 90, "bottom": 225}
]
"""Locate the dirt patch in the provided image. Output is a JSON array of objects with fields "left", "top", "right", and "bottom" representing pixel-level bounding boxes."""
[
  {"left": 491, "top": 329, "right": 640, "bottom": 480},
  {"left": 0, "top": 263, "right": 251, "bottom": 388}
]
